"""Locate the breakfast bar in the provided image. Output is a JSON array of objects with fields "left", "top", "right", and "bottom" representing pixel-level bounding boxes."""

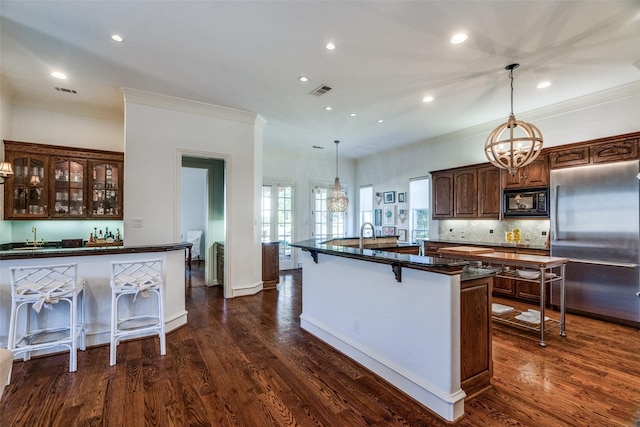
[
  {"left": 0, "top": 243, "right": 190, "bottom": 352},
  {"left": 291, "top": 238, "right": 493, "bottom": 422}
]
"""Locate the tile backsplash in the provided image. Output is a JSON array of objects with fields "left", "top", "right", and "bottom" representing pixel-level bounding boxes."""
[{"left": 437, "top": 219, "right": 550, "bottom": 247}]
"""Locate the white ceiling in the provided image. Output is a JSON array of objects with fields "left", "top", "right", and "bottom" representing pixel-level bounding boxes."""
[{"left": 1, "top": 1, "right": 639, "bottom": 159}]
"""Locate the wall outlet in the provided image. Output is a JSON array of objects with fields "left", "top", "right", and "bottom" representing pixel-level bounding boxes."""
[
  {"left": 541, "top": 231, "right": 547, "bottom": 236},
  {"left": 132, "top": 218, "right": 143, "bottom": 228},
  {"left": 489, "top": 229, "right": 494, "bottom": 234}
]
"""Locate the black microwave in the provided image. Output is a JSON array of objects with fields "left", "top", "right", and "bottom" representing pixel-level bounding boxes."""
[{"left": 503, "top": 187, "right": 549, "bottom": 218}]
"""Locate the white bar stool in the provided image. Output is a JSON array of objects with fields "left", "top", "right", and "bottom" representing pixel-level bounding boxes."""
[
  {"left": 7, "top": 263, "right": 85, "bottom": 385},
  {"left": 0, "top": 348, "right": 13, "bottom": 398},
  {"left": 110, "top": 258, "right": 166, "bottom": 366}
]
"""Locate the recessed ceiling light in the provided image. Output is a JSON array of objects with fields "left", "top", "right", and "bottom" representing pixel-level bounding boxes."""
[
  {"left": 299, "top": 76, "right": 309, "bottom": 82},
  {"left": 422, "top": 96, "right": 435, "bottom": 103},
  {"left": 326, "top": 42, "right": 336, "bottom": 50},
  {"left": 537, "top": 81, "right": 551, "bottom": 89},
  {"left": 325, "top": 106, "right": 332, "bottom": 111},
  {"left": 377, "top": 119, "right": 384, "bottom": 123},
  {"left": 50, "top": 71, "right": 67, "bottom": 80},
  {"left": 111, "top": 34, "right": 124, "bottom": 42},
  {"left": 450, "top": 33, "right": 468, "bottom": 44},
  {"left": 350, "top": 113, "right": 357, "bottom": 117}
]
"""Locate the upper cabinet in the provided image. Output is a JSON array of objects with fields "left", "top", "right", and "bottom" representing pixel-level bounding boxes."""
[
  {"left": 502, "top": 154, "right": 549, "bottom": 189},
  {"left": 432, "top": 163, "right": 500, "bottom": 220},
  {"left": 3, "top": 141, "right": 124, "bottom": 220},
  {"left": 549, "top": 133, "right": 639, "bottom": 169}
]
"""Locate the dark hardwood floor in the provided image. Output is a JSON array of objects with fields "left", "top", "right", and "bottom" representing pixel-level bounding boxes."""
[{"left": 2, "top": 265, "right": 640, "bottom": 426}]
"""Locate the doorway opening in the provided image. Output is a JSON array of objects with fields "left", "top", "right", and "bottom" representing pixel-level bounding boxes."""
[{"left": 181, "top": 156, "right": 225, "bottom": 289}]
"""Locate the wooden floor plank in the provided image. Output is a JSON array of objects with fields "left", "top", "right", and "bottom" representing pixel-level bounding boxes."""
[{"left": 2, "top": 266, "right": 640, "bottom": 426}]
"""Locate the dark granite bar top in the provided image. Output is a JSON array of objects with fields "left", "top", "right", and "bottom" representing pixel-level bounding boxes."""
[
  {"left": 291, "top": 239, "right": 494, "bottom": 281},
  {"left": 421, "top": 238, "right": 549, "bottom": 252},
  {"left": 0, "top": 242, "right": 192, "bottom": 261}
]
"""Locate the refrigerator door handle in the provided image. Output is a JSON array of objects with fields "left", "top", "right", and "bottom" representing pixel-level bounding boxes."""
[
  {"left": 553, "top": 184, "right": 559, "bottom": 241},
  {"left": 569, "top": 258, "right": 638, "bottom": 268}
]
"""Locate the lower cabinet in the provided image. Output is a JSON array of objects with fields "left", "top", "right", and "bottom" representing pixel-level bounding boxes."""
[
  {"left": 460, "top": 275, "right": 493, "bottom": 398},
  {"left": 492, "top": 274, "right": 550, "bottom": 304},
  {"left": 262, "top": 242, "right": 280, "bottom": 289}
]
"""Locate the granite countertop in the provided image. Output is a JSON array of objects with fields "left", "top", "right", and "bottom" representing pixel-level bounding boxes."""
[
  {"left": 421, "top": 238, "right": 549, "bottom": 252},
  {"left": 291, "top": 239, "right": 494, "bottom": 281},
  {"left": 0, "top": 242, "right": 192, "bottom": 261}
]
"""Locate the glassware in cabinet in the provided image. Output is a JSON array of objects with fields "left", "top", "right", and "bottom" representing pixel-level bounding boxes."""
[
  {"left": 5, "top": 153, "right": 48, "bottom": 218},
  {"left": 52, "top": 158, "right": 86, "bottom": 217},
  {"left": 89, "top": 161, "right": 122, "bottom": 218}
]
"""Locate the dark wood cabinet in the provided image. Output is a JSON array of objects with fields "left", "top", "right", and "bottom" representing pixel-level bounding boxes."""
[
  {"left": 477, "top": 166, "right": 501, "bottom": 218},
  {"left": 460, "top": 275, "right": 493, "bottom": 398},
  {"left": 432, "top": 163, "right": 500, "bottom": 219},
  {"left": 493, "top": 275, "right": 516, "bottom": 297},
  {"left": 262, "top": 242, "right": 280, "bottom": 289},
  {"left": 3, "top": 141, "right": 124, "bottom": 220},
  {"left": 431, "top": 171, "right": 454, "bottom": 219},
  {"left": 453, "top": 168, "right": 477, "bottom": 218},
  {"left": 502, "top": 154, "right": 549, "bottom": 189},
  {"left": 516, "top": 279, "right": 550, "bottom": 304},
  {"left": 549, "top": 132, "right": 639, "bottom": 169},
  {"left": 3, "top": 150, "right": 49, "bottom": 219}
]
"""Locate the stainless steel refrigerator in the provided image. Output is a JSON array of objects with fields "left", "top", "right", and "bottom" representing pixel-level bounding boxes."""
[{"left": 550, "top": 160, "right": 640, "bottom": 327}]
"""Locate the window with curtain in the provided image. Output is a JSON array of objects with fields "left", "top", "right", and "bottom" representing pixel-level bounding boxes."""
[
  {"left": 359, "top": 185, "right": 373, "bottom": 235},
  {"left": 409, "top": 177, "right": 430, "bottom": 242}
]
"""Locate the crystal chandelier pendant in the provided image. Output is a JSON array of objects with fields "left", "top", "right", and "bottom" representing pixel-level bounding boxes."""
[{"left": 326, "top": 140, "right": 348, "bottom": 213}]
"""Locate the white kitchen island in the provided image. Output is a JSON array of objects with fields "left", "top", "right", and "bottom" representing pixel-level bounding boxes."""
[
  {"left": 0, "top": 243, "right": 190, "bottom": 352},
  {"left": 291, "top": 239, "right": 494, "bottom": 422}
]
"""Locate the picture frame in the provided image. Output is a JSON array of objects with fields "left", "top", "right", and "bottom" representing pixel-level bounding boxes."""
[
  {"left": 398, "top": 192, "right": 405, "bottom": 203},
  {"left": 383, "top": 191, "right": 395, "bottom": 204},
  {"left": 375, "top": 229, "right": 382, "bottom": 237},
  {"left": 398, "top": 229, "right": 407, "bottom": 242},
  {"left": 382, "top": 226, "right": 396, "bottom": 236},
  {"left": 383, "top": 205, "right": 395, "bottom": 225},
  {"left": 374, "top": 208, "right": 382, "bottom": 226}
]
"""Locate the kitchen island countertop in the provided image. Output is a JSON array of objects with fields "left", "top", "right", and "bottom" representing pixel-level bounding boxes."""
[{"left": 291, "top": 238, "right": 495, "bottom": 281}]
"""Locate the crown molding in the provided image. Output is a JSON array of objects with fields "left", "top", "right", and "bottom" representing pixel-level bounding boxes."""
[
  {"left": 11, "top": 92, "right": 124, "bottom": 122},
  {"left": 436, "top": 80, "right": 640, "bottom": 143},
  {"left": 121, "top": 87, "right": 257, "bottom": 124}
]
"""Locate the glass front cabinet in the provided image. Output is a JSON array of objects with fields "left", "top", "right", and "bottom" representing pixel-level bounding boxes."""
[
  {"left": 4, "top": 151, "right": 49, "bottom": 219},
  {"left": 3, "top": 140, "right": 124, "bottom": 220}
]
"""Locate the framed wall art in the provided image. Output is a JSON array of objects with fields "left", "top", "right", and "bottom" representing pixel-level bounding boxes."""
[
  {"left": 382, "top": 226, "right": 396, "bottom": 236},
  {"left": 398, "top": 229, "right": 407, "bottom": 242},
  {"left": 374, "top": 208, "right": 382, "bottom": 226},
  {"left": 383, "top": 191, "right": 395, "bottom": 204},
  {"left": 398, "top": 192, "right": 405, "bottom": 203},
  {"left": 383, "top": 205, "right": 395, "bottom": 225}
]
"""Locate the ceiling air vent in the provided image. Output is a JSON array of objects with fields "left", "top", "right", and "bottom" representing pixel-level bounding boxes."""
[
  {"left": 55, "top": 87, "right": 77, "bottom": 94},
  {"left": 310, "top": 84, "right": 332, "bottom": 96}
]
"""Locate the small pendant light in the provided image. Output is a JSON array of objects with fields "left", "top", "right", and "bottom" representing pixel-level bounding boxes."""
[{"left": 326, "top": 140, "right": 349, "bottom": 213}]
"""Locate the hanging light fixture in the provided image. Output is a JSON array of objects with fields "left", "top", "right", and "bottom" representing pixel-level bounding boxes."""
[
  {"left": 326, "top": 140, "right": 348, "bottom": 213},
  {"left": 484, "top": 63, "right": 543, "bottom": 175}
]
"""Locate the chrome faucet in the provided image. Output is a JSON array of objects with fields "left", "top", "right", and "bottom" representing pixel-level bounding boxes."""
[{"left": 359, "top": 222, "right": 376, "bottom": 251}]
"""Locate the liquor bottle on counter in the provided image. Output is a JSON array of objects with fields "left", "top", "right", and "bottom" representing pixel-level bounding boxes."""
[{"left": 115, "top": 228, "right": 122, "bottom": 242}]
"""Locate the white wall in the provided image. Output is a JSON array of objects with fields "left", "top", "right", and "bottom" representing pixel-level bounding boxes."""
[
  {"left": 0, "top": 79, "right": 13, "bottom": 238},
  {"left": 180, "top": 166, "right": 207, "bottom": 255},
  {"left": 355, "top": 83, "right": 640, "bottom": 239},
  {"left": 262, "top": 149, "right": 357, "bottom": 241},
  {"left": 122, "top": 88, "right": 263, "bottom": 298}
]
